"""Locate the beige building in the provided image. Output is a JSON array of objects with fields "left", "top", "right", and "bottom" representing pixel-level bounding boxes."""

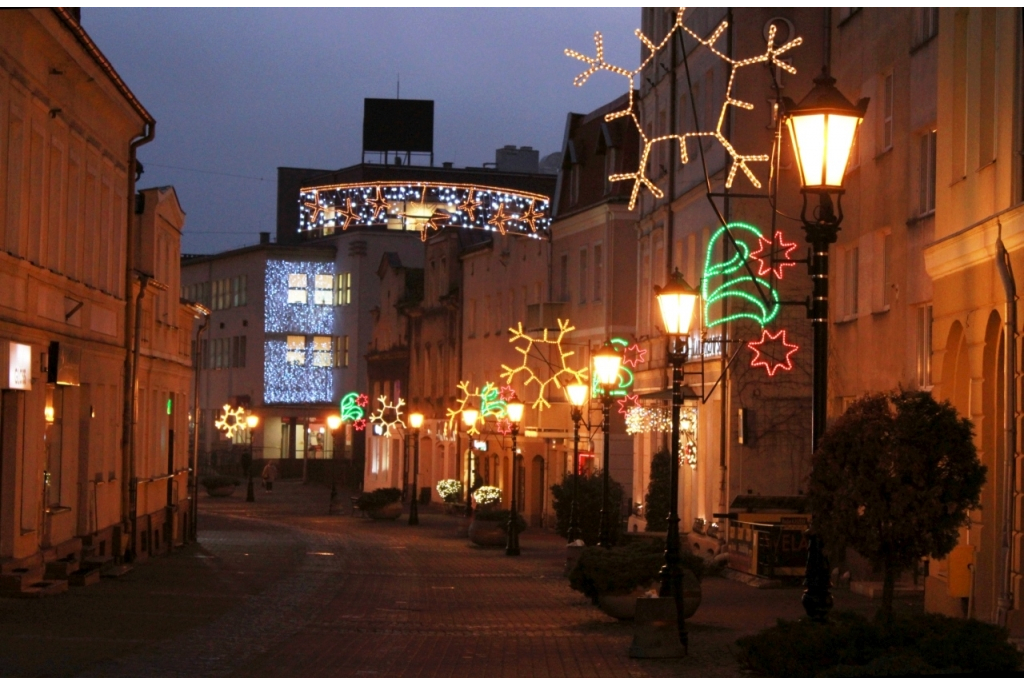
[
  {"left": 923, "top": 7, "right": 1024, "bottom": 630},
  {"left": 0, "top": 9, "right": 193, "bottom": 594}
]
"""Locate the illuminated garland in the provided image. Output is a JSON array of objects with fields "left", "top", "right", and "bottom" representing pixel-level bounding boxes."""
[
  {"left": 368, "top": 396, "right": 406, "bottom": 437},
  {"left": 624, "top": 405, "right": 698, "bottom": 468},
  {"left": 748, "top": 328, "right": 799, "bottom": 376},
  {"left": 473, "top": 486, "right": 502, "bottom": 505},
  {"left": 263, "top": 340, "right": 333, "bottom": 403},
  {"left": 445, "top": 381, "right": 507, "bottom": 436},
  {"left": 565, "top": 8, "right": 802, "bottom": 209},
  {"left": 591, "top": 337, "right": 636, "bottom": 399},
  {"left": 436, "top": 479, "right": 463, "bottom": 501},
  {"left": 703, "top": 222, "right": 781, "bottom": 329},
  {"left": 502, "top": 319, "right": 588, "bottom": 411},
  {"left": 214, "top": 404, "right": 247, "bottom": 439},
  {"left": 297, "top": 182, "right": 551, "bottom": 240},
  {"left": 264, "top": 260, "right": 335, "bottom": 335}
]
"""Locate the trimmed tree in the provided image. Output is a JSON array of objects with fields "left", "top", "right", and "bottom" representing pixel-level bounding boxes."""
[
  {"left": 808, "top": 390, "right": 986, "bottom": 621},
  {"left": 551, "top": 471, "right": 624, "bottom": 546},
  {"left": 644, "top": 450, "right": 671, "bottom": 532}
]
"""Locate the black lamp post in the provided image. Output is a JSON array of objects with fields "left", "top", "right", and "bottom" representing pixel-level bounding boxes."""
[
  {"left": 408, "top": 412, "right": 424, "bottom": 525},
  {"left": 592, "top": 341, "right": 623, "bottom": 548},
  {"left": 245, "top": 414, "right": 259, "bottom": 503},
  {"left": 565, "top": 382, "right": 589, "bottom": 543},
  {"left": 784, "top": 67, "right": 867, "bottom": 622},
  {"left": 654, "top": 267, "right": 700, "bottom": 654},
  {"left": 505, "top": 396, "right": 525, "bottom": 556},
  {"left": 462, "top": 407, "right": 478, "bottom": 518}
]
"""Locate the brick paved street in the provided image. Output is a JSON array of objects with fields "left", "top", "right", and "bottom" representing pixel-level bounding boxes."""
[{"left": 0, "top": 480, "right": 920, "bottom": 677}]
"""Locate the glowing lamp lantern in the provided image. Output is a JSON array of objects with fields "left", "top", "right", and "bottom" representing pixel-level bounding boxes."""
[
  {"left": 566, "top": 382, "right": 588, "bottom": 409},
  {"left": 461, "top": 407, "right": 479, "bottom": 428},
  {"left": 783, "top": 68, "right": 869, "bottom": 193},
  {"left": 327, "top": 414, "right": 343, "bottom": 431},
  {"left": 245, "top": 414, "right": 259, "bottom": 430},
  {"left": 409, "top": 412, "right": 424, "bottom": 430},
  {"left": 593, "top": 341, "right": 623, "bottom": 390},
  {"left": 655, "top": 268, "right": 700, "bottom": 337},
  {"left": 506, "top": 398, "right": 525, "bottom": 424}
]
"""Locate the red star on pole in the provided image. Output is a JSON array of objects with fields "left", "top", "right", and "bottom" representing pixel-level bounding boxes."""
[
  {"left": 356, "top": 394, "right": 369, "bottom": 408},
  {"left": 747, "top": 328, "right": 799, "bottom": 376},
  {"left": 621, "top": 343, "right": 647, "bottom": 369},
  {"left": 749, "top": 230, "right": 798, "bottom": 279},
  {"left": 496, "top": 417, "right": 512, "bottom": 436},
  {"left": 498, "top": 384, "right": 516, "bottom": 402},
  {"left": 616, "top": 393, "right": 641, "bottom": 415},
  {"left": 353, "top": 418, "right": 367, "bottom": 431}
]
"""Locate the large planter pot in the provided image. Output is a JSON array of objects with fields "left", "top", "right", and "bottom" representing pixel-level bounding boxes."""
[
  {"left": 597, "top": 570, "right": 702, "bottom": 621},
  {"left": 205, "top": 485, "right": 236, "bottom": 498},
  {"left": 469, "top": 519, "right": 508, "bottom": 547},
  {"left": 368, "top": 501, "right": 402, "bottom": 520}
]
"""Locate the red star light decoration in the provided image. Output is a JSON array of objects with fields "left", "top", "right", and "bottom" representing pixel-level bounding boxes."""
[
  {"left": 621, "top": 343, "right": 647, "bottom": 369},
  {"left": 519, "top": 200, "right": 544, "bottom": 233},
  {"left": 304, "top": 190, "right": 324, "bottom": 223},
  {"left": 487, "top": 203, "right": 512, "bottom": 235},
  {"left": 496, "top": 417, "right": 512, "bottom": 436},
  {"left": 458, "top": 188, "right": 481, "bottom": 222},
  {"left": 747, "top": 328, "right": 799, "bottom": 376},
  {"left": 338, "top": 198, "right": 360, "bottom": 231},
  {"left": 353, "top": 418, "right": 367, "bottom": 431},
  {"left": 750, "top": 231, "right": 798, "bottom": 279},
  {"left": 356, "top": 394, "right": 369, "bottom": 408},
  {"left": 616, "top": 393, "right": 641, "bottom": 415},
  {"left": 367, "top": 187, "right": 391, "bottom": 220},
  {"left": 498, "top": 384, "right": 516, "bottom": 402}
]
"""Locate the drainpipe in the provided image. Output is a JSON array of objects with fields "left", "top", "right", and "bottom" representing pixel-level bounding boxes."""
[
  {"left": 120, "top": 123, "right": 155, "bottom": 563},
  {"left": 189, "top": 306, "right": 210, "bottom": 543},
  {"left": 124, "top": 272, "right": 152, "bottom": 562},
  {"left": 995, "top": 235, "right": 1017, "bottom": 627}
]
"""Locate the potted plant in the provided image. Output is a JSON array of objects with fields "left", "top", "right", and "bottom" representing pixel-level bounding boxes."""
[
  {"left": 201, "top": 474, "right": 241, "bottom": 497},
  {"left": 472, "top": 485, "right": 502, "bottom": 510},
  {"left": 357, "top": 487, "right": 404, "bottom": 520},
  {"left": 436, "top": 479, "right": 464, "bottom": 515},
  {"left": 569, "top": 537, "right": 703, "bottom": 620},
  {"left": 469, "top": 508, "right": 526, "bottom": 547}
]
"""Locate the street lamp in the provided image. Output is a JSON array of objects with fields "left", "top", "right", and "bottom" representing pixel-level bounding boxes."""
[
  {"left": 245, "top": 414, "right": 259, "bottom": 503},
  {"left": 593, "top": 340, "right": 623, "bottom": 548},
  {"left": 505, "top": 397, "right": 525, "bottom": 556},
  {"left": 783, "top": 67, "right": 868, "bottom": 451},
  {"left": 655, "top": 266, "right": 700, "bottom": 653},
  {"left": 408, "top": 412, "right": 424, "bottom": 525},
  {"left": 462, "top": 406, "right": 479, "bottom": 519},
  {"left": 565, "top": 382, "right": 589, "bottom": 544},
  {"left": 326, "top": 414, "right": 343, "bottom": 511},
  {"left": 783, "top": 67, "right": 866, "bottom": 624}
]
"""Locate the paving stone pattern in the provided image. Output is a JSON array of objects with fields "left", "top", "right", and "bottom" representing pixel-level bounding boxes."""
[{"left": 0, "top": 481, "right": 916, "bottom": 677}]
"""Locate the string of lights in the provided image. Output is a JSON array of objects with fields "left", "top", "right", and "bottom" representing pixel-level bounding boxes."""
[
  {"left": 263, "top": 340, "right": 333, "bottom": 403},
  {"left": 501, "top": 319, "right": 588, "bottom": 411}
]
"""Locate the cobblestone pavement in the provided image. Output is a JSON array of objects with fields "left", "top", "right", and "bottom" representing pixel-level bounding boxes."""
[{"left": 0, "top": 480, "right": 921, "bottom": 677}]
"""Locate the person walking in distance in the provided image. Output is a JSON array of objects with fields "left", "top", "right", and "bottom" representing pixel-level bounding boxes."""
[{"left": 261, "top": 461, "right": 278, "bottom": 492}]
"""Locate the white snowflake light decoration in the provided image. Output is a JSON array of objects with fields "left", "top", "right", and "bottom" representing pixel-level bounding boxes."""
[
  {"left": 214, "top": 404, "right": 247, "bottom": 439},
  {"left": 566, "top": 7, "right": 803, "bottom": 209},
  {"left": 368, "top": 396, "right": 406, "bottom": 438}
]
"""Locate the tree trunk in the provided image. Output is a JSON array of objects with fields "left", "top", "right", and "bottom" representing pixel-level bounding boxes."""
[{"left": 880, "top": 561, "right": 896, "bottom": 625}]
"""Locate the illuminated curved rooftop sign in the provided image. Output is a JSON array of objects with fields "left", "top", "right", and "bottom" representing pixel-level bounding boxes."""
[{"left": 299, "top": 182, "right": 551, "bottom": 241}]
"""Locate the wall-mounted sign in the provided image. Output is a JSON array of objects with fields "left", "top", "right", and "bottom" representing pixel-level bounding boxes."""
[{"left": 0, "top": 341, "right": 32, "bottom": 390}]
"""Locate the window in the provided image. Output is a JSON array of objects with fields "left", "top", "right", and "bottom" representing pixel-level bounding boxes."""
[
  {"left": 604, "top": 148, "right": 617, "bottom": 193},
  {"left": 231, "top": 275, "right": 247, "bottom": 307},
  {"left": 919, "top": 129, "right": 937, "bottom": 214},
  {"left": 569, "top": 165, "right": 580, "bottom": 206},
  {"left": 593, "top": 244, "right": 603, "bottom": 302},
  {"left": 882, "top": 233, "right": 892, "bottom": 308},
  {"left": 559, "top": 254, "right": 569, "bottom": 302},
  {"left": 44, "top": 386, "right": 63, "bottom": 507},
  {"left": 337, "top": 272, "right": 352, "bottom": 305},
  {"left": 286, "top": 335, "right": 306, "bottom": 365},
  {"left": 335, "top": 335, "right": 350, "bottom": 368},
  {"left": 579, "top": 247, "right": 588, "bottom": 304},
  {"left": 882, "top": 71, "right": 894, "bottom": 151},
  {"left": 916, "top": 304, "right": 933, "bottom": 387},
  {"left": 288, "top": 274, "right": 307, "bottom": 304},
  {"left": 314, "top": 274, "right": 334, "bottom": 305},
  {"left": 312, "top": 336, "right": 332, "bottom": 367},
  {"left": 843, "top": 246, "right": 859, "bottom": 318}
]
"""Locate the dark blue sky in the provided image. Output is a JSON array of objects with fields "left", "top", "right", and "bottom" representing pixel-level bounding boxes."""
[{"left": 84, "top": 8, "right": 639, "bottom": 254}]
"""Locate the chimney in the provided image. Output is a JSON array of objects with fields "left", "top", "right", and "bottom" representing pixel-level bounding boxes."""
[{"left": 259, "top": 232, "right": 270, "bottom": 245}]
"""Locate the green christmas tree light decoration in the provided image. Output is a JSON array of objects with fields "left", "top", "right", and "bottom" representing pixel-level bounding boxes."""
[
  {"left": 702, "top": 222, "right": 781, "bottom": 329},
  {"left": 339, "top": 392, "right": 367, "bottom": 423}
]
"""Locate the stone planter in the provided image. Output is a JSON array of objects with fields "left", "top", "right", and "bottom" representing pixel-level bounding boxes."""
[
  {"left": 205, "top": 485, "right": 236, "bottom": 498},
  {"left": 368, "top": 501, "right": 402, "bottom": 520},
  {"left": 597, "top": 570, "right": 702, "bottom": 621},
  {"left": 469, "top": 519, "right": 508, "bottom": 547}
]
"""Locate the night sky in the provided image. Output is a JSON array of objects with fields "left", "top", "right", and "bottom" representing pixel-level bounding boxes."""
[{"left": 83, "top": 8, "right": 639, "bottom": 254}]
